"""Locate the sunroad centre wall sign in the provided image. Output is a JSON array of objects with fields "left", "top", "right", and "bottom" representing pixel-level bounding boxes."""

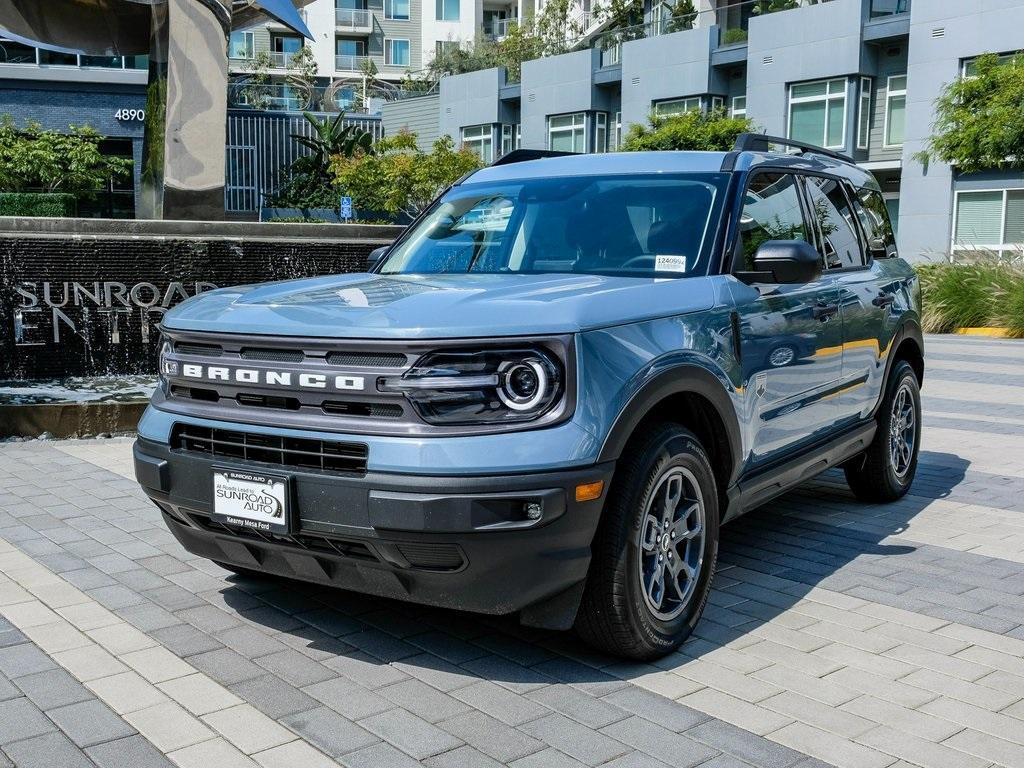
[{"left": 0, "top": 222, "right": 401, "bottom": 380}]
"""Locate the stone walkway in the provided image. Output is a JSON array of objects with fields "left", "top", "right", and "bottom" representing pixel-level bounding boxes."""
[{"left": 1, "top": 334, "right": 1023, "bottom": 768}]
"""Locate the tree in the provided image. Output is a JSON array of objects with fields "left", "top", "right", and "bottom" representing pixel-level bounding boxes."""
[
  {"left": 267, "top": 112, "right": 374, "bottom": 208},
  {"left": 751, "top": 0, "right": 800, "bottom": 14},
  {"left": 0, "top": 116, "right": 132, "bottom": 198},
  {"left": 240, "top": 51, "right": 273, "bottom": 109},
  {"left": 919, "top": 53, "right": 1024, "bottom": 174},
  {"left": 286, "top": 46, "right": 319, "bottom": 110},
  {"left": 621, "top": 108, "right": 756, "bottom": 152},
  {"left": 331, "top": 131, "right": 480, "bottom": 218},
  {"left": 662, "top": 0, "right": 697, "bottom": 33}
]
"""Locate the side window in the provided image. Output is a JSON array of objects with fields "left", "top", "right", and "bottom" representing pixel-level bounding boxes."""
[
  {"left": 803, "top": 175, "right": 866, "bottom": 269},
  {"left": 852, "top": 188, "right": 897, "bottom": 258},
  {"left": 736, "top": 173, "right": 809, "bottom": 272}
]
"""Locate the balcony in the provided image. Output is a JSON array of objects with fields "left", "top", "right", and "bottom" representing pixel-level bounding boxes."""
[
  {"left": 268, "top": 51, "right": 291, "bottom": 68},
  {"left": 716, "top": 0, "right": 838, "bottom": 49},
  {"left": 336, "top": 8, "right": 373, "bottom": 32},
  {"left": 483, "top": 17, "right": 516, "bottom": 40},
  {"left": 336, "top": 54, "right": 371, "bottom": 71}
]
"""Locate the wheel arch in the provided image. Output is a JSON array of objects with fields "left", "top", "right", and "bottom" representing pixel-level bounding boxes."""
[
  {"left": 598, "top": 365, "right": 743, "bottom": 518},
  {"left": 872, "top": 319, "right": 924, "bottom": 417}
]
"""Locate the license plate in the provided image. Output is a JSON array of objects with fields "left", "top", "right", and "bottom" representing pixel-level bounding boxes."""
[{"left": 211, "top": 467, "right": 290, "bottom": 534}]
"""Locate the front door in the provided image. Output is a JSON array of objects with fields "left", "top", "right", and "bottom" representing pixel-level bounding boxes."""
[{"left": 730, "top": 171, "right": 843, "bottom": 469}]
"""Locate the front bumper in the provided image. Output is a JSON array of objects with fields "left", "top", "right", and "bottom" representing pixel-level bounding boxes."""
[{"left": 134, "top": 437, "right": 613, "bottom": 625}]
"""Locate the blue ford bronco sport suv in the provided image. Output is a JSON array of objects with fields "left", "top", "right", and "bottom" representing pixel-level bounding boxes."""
[{"left": 135, "top": 134, "right": 923, "bottom": 659}]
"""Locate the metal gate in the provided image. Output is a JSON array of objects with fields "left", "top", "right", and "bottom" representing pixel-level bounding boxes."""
[{"left": 224, "top": 111, "right": 383, "bottom": 214}]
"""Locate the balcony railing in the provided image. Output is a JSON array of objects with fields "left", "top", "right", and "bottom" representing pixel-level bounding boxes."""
[
  {"left": 268, "top": 51, "right": 290, "bottom": 67},
  {"left": 336, "top": 54, "right": 371, "bottom": 71},
  {"left": 870, "top": 0, "right": 909, "bottom": 17},
  {"left": 336, "top": 8, "right": 372, "bottom": 28},
  {"left": 483, "top": 17, "right": 517, "bottom": 39},
  {"left": 716, "top": 0, "right": 837, "bottom": 48}
]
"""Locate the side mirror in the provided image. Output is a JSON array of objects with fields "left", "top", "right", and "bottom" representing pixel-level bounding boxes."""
[
  {"left": 366, "top": 246, "right": 388, "bottom": 271},
  {"left": 750, "top": 240, "right": 821, "bottom": 284}
]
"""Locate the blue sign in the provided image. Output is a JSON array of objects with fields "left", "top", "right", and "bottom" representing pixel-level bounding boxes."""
[{"left": 340, "top": 196, "right": 353, "bottom": 220}]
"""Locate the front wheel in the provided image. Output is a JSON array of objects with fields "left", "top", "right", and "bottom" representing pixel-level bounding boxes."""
[
  {"left": 575, "top": 423, "right": 719, "bottom": 660},
  {"left": 844, "top": 360, "right": 921, "bottom": 502}
]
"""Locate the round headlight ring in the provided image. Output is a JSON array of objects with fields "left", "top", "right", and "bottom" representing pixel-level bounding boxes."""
[{"left": 498, "top": 359, "right": 549, "bottom": 412}]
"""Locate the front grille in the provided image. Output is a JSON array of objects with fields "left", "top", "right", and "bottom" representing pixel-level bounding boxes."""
[
  {"left": 396, "top": 542, "right": 465, "bottom": 571},
  {"left": 175, "top": 342, "right": 222, "bottom": 356},
  {"left": 241, "top": 347, "right": 304, "bottom": 363},
  {"left": 322, "top": 400, "right": 403, "bottom": 418},
  {"left": 186, "top": 511, "right": 377, "bottom": 561},
  {"left": 326, "top": 351, "right": 408, "bottom": 368},
  {"left": 172, "top": 425, "right": 367, "bottom": 474}
]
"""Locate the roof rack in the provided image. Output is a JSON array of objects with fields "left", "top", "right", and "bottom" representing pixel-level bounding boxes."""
[
  {"left": 490, "top": 149, "right": 577, "bottom": 166},
  {"left": 733, "top": 133, "right": 854, "bottom": 164}
]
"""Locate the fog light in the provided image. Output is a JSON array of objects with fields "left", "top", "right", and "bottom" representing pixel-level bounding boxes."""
[
  {"left": 525, "top": 502, "right": 543, "bottom": 520},
  {"left": 575, "top": 481, "right": 604, "bottom": 503}
]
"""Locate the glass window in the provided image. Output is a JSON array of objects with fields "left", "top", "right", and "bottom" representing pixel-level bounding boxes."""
[
  {"left": 654, "top": 97, "right": 702, "bottom": 117},
  {"left": 436, "top": 0, "right": 459, "bottom": 20},
  {"left": 548, "top": 113, "right": 586, "bottom": 152},
  {"left": 377, "top": 173, "right": 729, "bottom": 277},
  {"left": 852, "top": 188, "right": 897, "bottom": 258},
  {"left": 789, "top": 77, "right": 847, "bottom": 149},
  {"left": 80, "top": 55, "right": 124, "bottom": 68},
  {"left": 595, "top": 112, "right": 608, "bottom": 154},
  {"left": 38, "top": 48, "right": 77, "bottom": 66},
  {"left": 858, "top": 77, "right": 871, "bottom": 150},
  {"left": 0, "top": 39, "right": 36, "bottom": 64},
  {"left": 386, "top": 0, "right": 410, "bottom": 19},
  {"left": 385, "top": 38, "right": 410, "bottom": 66},
  {"left": 610, "top": 111, "right": 622, "bottom": 151},
  {"left": 954, "top": 189, "right": 1024, "bottom": 254},
  {"left": 710, "top": 96, "right": 725, "bottom": 112},
  {"left": 461, "top": 125, "right": 493, "bottom": 164},
  {"left": 272, "top": 36, "right": 302, "bottom": 54},
  {"left": 737, "top": 173, "right": 809, "bottom": 272},
  {"left": 730, "top": 96, "right": 746, "bottom": 119},
  {"left": 884, "top": 74, "right": 906, "bottom": 148},
  {"left": 337, "top": 38, "right": 366, "bottom": 55},
  {"left": 229, "top": 31, "right": 255, "bottom": 59},
  {"left": 962, "top": 52, "right": 1017, "bottom": 78},
  {"left": 804, "top": 175, "right": 865, "bottom": 269},
  {"left": 500, "top": 124, "right": 519, "bottom": 156}
]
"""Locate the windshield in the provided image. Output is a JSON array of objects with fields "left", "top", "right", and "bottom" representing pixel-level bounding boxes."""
[{"left": 378, "top": 173, "right": 729, "bottom": 278}]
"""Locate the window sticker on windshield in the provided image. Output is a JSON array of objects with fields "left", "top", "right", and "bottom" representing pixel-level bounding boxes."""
[{"left": 655, "top": 254, "right": 687, "bottom": 273}]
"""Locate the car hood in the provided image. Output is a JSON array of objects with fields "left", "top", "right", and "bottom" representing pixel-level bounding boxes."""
[{"left": 162, "top": 272, "right": 717, "bottom": 339}]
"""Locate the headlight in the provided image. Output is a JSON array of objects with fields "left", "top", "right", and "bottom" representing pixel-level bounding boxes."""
[
  {"left": 158, "top": 339, "right": 177, "bottom": 378},
  {"left": 380, "top": 348, "right": 564, "bottom": 425}
]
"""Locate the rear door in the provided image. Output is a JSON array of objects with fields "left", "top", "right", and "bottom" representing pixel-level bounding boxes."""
[
  {"left": 802, "top": 175, "right": 893, "bottom": 425},
  {"left": 729, "top": 171, "right": 843, "bottom": 469}
]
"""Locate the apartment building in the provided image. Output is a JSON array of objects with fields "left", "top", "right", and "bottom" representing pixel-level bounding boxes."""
[{"left": 386, "top": 0, "right": 1024, "bottom": 258}]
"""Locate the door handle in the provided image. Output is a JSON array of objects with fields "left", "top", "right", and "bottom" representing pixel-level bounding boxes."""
[
  {"left": 872, "top": 293, "right": 896, "bottom": 309},
  {"left": 812, "top": 302, "right": 839, "bottom": 321}
]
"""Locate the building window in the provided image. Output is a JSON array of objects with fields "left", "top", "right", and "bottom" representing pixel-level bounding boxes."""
[
  {"left": 858, "top": 77, "right": 872, "bottom": 150},
  {"left": 384, "top": 38, "right": 410, "bottom": 66},
  {"left": 436, "top": 0, "right": 459, "bottom": 21},
  {"left": 462, "top": 125, "right": 494, "bottom": 163},
  {"left": 730, "top": 96, "right": 746, "bottom": 119},
  {"left": 336, "top": 38, "right": 366, "bottom": 69},
  {"left": 884, "top": 74, "right": 906, "bottom": 148},
  {"left": 436, "top": 41, "right": 458, "bottom": 59},
  {"left": 594, "top": 113, "right": 608, "bottom": 153},
  {"left": 229, "top": 31, "right": 255, "bottom": 59},
  {"left": 384, "top": 0, "right": 410, "bottom": 18},
  {"left": 710, "top": 96, "right": 725, "bottom": 112},
  {"left": 609, "top": 111, "right": 622, "bottom": 151},
  {"left": 654, "top": 97, "right": 702, "bottom": 117},
  {"left": 548, "top": 113, "right": 586, "bottom": 152},
  {"left": 788, "top": 77, "right": 847, "bottom": 149},
  {"left": 962, "top": 52, "right": 1018, "bottom": 78},
  {"left": 501, "top": 124, "right": 520, "bottom": 156},
  {"left": 954, "top": 189, "right": 1024, "bottom": 255}
]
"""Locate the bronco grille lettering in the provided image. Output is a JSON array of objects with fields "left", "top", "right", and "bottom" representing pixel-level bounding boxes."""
[{"left": 179, "top": 364, "right": 364, "bottom": 392}]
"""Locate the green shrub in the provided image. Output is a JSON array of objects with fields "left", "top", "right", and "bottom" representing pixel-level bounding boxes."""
[
  {"left": 0, "top": 192, "right": 76, "bottom": 217},
  {"left": 721, "top": 28, "right": 748, "bottom": 45},
  {"left": 917, "top": 257, "right": 1024, "bottom": 336}
]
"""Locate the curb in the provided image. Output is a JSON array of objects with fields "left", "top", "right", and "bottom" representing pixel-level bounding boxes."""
[{"left": 953, "top": 327, "right": 1011, "bottom": 338}]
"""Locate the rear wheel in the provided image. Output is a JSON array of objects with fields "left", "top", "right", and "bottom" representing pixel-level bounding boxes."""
[
  {"left": 845, "top": 360, "right": 921, "bottom": 502},
  {"left": 576, "top": 423, "right": 719, "bottom": 660}
]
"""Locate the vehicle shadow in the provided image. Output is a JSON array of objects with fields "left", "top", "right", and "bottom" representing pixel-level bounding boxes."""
[{"left": 220, "top": 449, "right": 971, "bottom": 688}]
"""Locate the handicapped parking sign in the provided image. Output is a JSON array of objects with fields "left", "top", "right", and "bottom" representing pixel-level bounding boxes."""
[{"left": 340, "top": 195, "right": 353, "bottom": 220}]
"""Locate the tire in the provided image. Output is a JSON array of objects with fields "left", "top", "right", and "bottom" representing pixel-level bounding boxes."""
[
  {"left": 844, "top": 360, "right": 921, "bottom": 502},
  {"left": 575, "top": 423, "right": 719, "bottom": 660}
]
